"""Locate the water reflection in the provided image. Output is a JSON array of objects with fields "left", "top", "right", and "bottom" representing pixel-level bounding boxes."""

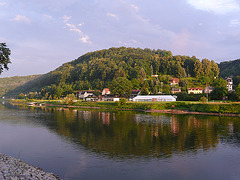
[{"left": 3, "top": 103, "right": 240, "bottom": 159}]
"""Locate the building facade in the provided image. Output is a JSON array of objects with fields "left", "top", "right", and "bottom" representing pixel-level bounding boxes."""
[
  {"left": 226, "top": 77, "right": 233, "bottom": 92},
  {"left": 133, "top": 95, "right": 177, "bottom": 102},
  {"left": 188, "top": 88, "right": 203, "bottom": 94}
]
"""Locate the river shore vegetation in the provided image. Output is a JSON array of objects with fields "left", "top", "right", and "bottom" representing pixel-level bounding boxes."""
[
  {"left": 1, "top": 47, "right": 240, "bottom": 116},
  {"left": 10, "top": 99, "right": 240, "bottom": 116}
]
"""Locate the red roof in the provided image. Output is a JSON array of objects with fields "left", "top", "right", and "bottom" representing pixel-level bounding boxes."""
[
  {"left": 103, "top": 88, "right": 110, "bottom": 93},
  {"left": 171, "top": 78, "right": 179, "bottom": 83},
  {"left": 188, "top": 88, "right": 203, "bottom": 90}
]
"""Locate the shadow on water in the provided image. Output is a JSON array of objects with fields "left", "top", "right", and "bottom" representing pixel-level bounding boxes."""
[{"left": 2, "top": 102, "right": 240, "bottom": 160}]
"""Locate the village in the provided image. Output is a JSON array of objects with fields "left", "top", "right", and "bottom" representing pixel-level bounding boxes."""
[{"left": 20, "top": 76, "right": 234, "bottom": 103}]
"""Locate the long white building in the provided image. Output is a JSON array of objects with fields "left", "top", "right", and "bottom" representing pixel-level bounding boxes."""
[{"left": 133, "top": 95, "right": 177, "bottom": 102}]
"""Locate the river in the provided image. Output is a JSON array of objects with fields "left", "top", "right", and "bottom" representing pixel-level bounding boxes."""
[{"left": 0, "top": 102, "right": 240, "bottom": 180}]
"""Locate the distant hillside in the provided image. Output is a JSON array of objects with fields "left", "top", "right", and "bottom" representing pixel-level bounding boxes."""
[
  {"left": 5, "top": 47, "right": 220, "bottom": 97},
  {"left": 0, "top": 75, "right": 41, "bottom": 97},
  {"left": 219, "top": 59, "right": 240, "bottom": 77}
]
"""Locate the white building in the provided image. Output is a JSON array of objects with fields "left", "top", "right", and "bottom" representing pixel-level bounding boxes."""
[
  {"left": 78, "top": 91, "right": 94, "bottom": 99},
  {"left": 133, "top": 95, "right": 177, "bottom": 102},
  {"left": 226, "top": 77, "right": 233, "bottom": 92}
]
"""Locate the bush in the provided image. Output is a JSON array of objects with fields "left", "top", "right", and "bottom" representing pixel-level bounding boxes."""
[
  {"left": 199, "top": 96, "right": 207, "bottom": 103},
  {"left": 65, "top": 93, "right": 76, "bottom": 105},
  {"left": 116, "top": 98, "right": 127, "bottom": 106}
]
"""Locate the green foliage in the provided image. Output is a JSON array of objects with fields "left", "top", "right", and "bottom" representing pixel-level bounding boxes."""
[
  {"left": 4, "top": 47, "right": 220, "bottom": 97},
  {"left": 0, "top": 75, "right": 41, "bottom": 97},
  {"left": 116, "top": 98, "right": 127, "bottom": 106},
  {"left": 210, "top": 78, "right": 228, "bottom": 100},
  {"left": 199, "top": 96, "right": 207, "bottom": 103},
  {"left": 65, "top": 93, "right": 76, "bottom": 105},
  {"left": 176, "top": 92, "right": 206, "bottom": 101},
  {"left": 17, "top": 93, "right": 25, "bottom": 99},
  {"left": 110, "top": 77, "right": 133, "bottom": 97},
  {"left": 189, "top": 103, "right": 240, "bottom": 114},
  {"left": 219, "top": 59, "right": 240, "bottom": 78},
  {"left": 0, "top": 43, "right": 11, "bottom": 74},
  {"left": 236, "top": 84, "right": 240, "bottom": 100}
]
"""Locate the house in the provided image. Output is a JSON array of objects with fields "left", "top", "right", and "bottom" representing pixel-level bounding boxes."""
[
  {"left": 102, "top": 95, "right": 119, "bottom": 101},
  {"left": 78, "top": 91, "right": 94, "bottom": 99},
  {"left": 171, "top": 88, "right": 181, "bottom": 94},
  {"left": 151, "top": 75, "right": 159, "bottom": 77},
  {"left": 133, "top": 95, "right": 177, "bottom": 102},
  {"left": 188, "top": 88, "right": 203, "bottom": 94},
  {"left": 170, "top": 78, "right": 179, "bottom": 86},
  {"left": 86, "top": 94, "right": 98, "bottom": 101},
  {"left": 203, "top": 86, "right": 213, "bottom": 94},
  {"left": 102, "top": 88, "right": 111, "bottom": 96},
  {"left": 226, "top": 77, "right": 233, "bottom": 92}
]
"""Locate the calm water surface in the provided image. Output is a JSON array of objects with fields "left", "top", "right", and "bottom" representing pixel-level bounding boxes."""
[{"left": 0, "top": 102, "right": 240, "bottom": 180}]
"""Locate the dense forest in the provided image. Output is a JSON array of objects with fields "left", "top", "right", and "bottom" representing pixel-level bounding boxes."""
[
  {"left": 218, "top": 59, "right": 240, "bottom": 88},
  {"left": 0, "top": 75, "right": 41, "bottom": 97},
  {"left": 219, "top": 59, "right": 240, "bottom": 77},
  {"left": 4, "top": 47, "right": 220, "bottom": 98}
]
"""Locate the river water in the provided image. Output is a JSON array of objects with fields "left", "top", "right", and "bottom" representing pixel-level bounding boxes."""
[{"left": 0, "top": 102, "right": 240, "bottom": 180}]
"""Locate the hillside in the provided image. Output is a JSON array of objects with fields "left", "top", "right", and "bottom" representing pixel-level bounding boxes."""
[
  {"left": 0, "top": 75, "right": 41, "bottom": 97},
  {"left": 219, "top": 59, "right": 240, "bottom": 77},
  {"left": 5, "top": 47, "right": 220, "bottom": 97},
  {"left": 219, "top": 59, "right": 240, "bottom": 87}
]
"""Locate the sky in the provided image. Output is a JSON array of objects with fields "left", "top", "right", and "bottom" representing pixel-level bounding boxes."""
[{"left": 0, "top": 0, "right": 240, "bottom": 77}]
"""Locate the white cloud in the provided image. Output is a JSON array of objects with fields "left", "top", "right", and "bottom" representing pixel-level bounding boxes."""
[
  {"left": 63, "top": 16, "right": 91, "bottom": 44},
  {"left": 43, "top": 14, "right": 53, "bottom": 20},
  {"left": 63, "top": 15, "right": 72, "bottom": 23},
  {"left": 107, "top": 13, "right": 118, "bottom": 19},
  {"left": 187, "top": 0, "right": 240, "bottom": 14},
  {"left": 229, "top": 19, "right": 240, "bottom": 26},
  {"left": 13, "top": 15, "right": 31, "bottom": 23},
  {"left": 130, "top": 4, "right": 139, "bottom": 11},
  {"left": 118, "top": 39, "right": 140, "bottom": 46}
]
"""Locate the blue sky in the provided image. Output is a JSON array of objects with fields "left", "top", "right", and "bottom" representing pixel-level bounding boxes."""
[{"left": 0, "top": 0, "right": 240, "bottom": 77}]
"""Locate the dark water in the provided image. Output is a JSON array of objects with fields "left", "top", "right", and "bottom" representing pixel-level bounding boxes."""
[{"left": 0, "top": 102, "right": 240, "bottom": 180}]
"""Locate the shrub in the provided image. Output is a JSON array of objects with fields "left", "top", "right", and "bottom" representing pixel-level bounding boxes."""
[
  {"left": 65, "top": 93, "right": 76, "bottom": 105},
  {"left": 199, "top": 96, "right": 207, "bottom": 103},
  {"left": 116, "top": 98, "right": 127, "bottom": 106}
]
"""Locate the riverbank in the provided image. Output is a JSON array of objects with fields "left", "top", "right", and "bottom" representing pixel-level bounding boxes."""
[
  {"left": 0, "top": 153, "right": 60, "bottom": 179},
  {"left": 10, "top": 99, "right": 240, "bottom": 116}
]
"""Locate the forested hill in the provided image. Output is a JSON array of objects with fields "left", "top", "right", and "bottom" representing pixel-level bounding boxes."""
[
  {"left": 219, "top": 59, "right": 240, "bottom": 77},
  {"left": 0, "top": 75, "right": 41, "bottom": 97},
  {"left": 5, "top": 47, "right": 219, "bottom": 97}
]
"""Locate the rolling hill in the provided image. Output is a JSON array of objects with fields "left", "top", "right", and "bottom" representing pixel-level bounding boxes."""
[{"left": 4, "top": 47, "right": 220, "bottom": 97}]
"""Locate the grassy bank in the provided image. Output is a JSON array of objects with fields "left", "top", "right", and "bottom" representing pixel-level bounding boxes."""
[{"left": 10, "top": 99, "right": 240, "bottom": 115}]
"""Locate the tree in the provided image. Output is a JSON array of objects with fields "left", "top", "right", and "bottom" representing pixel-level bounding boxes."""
[
  {"left": 0, "top": 43, "right": 11, "bottom": 74},
  {"left": 236, "top": 84, "right": 240, "bottom": 100},
  {"left": 193, "top": 60, "right": 203, "bottom": 77},
  {"left": 150, "top": 65, "right": 153, "bottom": 76},
  {"left": 65, "top": 93, "right": 76, "bottom": 105},
  {"left": 210, "top": 78, "right": 228, "bottom": 100},
  {"left": 199, "top": 96, "right": 207, "bottom": 103},
  {"left": 139, "top": 68, "right": 146, "bottom": 80},
  {"left": 162, "top": 84, "right": 171, "bottom": 94},
  {"left": 110, "top": 77, "right": 133, "bottom": 97},
  {"left": 17, "top": 93, "right": 25, "bottom": 99},
  {"left": 202, "top": 58, "right": 212, "bottom": 77}
]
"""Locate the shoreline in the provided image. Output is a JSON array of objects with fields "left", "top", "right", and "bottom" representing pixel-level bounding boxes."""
[
  {"left": 9, "top": 100, "right": 240, "bottom": 117},
  {"left": 0, "top": 153, "right": 60, "bottom": 179},
  {"left": 40, "top": 103, "right": 240, "bottom": 117},
  {"left": 145, "top": 109, "right": 240, "bottom": 117}
]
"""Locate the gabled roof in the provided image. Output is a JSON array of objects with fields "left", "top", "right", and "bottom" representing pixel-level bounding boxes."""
[
  {"left": 188, "top": 87, "right": 203, "bottom": 90},
  {"left": 103, "top": 88, "right": 110, "bottom": 93}
]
